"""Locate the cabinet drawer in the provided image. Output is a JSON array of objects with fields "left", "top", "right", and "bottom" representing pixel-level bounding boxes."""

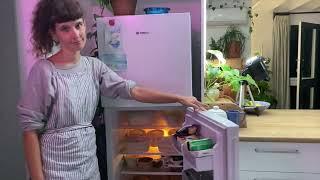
[
  {"left": 240, "top": 142, "right": 320, "bottom": 173},
  {"left": 240, "top": 170, "right": 320, "bottom": 180}
]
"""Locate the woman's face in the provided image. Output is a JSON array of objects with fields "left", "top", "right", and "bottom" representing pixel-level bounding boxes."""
[{"left": 52, "top": 18, "right": 86, "bottom": 53}]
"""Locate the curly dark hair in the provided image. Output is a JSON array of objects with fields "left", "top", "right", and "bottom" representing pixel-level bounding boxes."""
[{"left": 31, "top": 0, "right": 84, "bottom": 57}]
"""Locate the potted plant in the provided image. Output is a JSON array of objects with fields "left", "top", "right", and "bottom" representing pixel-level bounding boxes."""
[
  {"left": 218, "top": 25, "right": 246, "bottom": 58},
  {"left": 250, "top": 54, "right": 277, "bottom": 108},
  {"left": 96, "top": 0, "right": 137, "bottom": 16},
  {"left": 206, "top": 37, "right": 223, "bottom": 59},
  {"left": 204, "top": 63, "right": 259, "bottom": 102}
]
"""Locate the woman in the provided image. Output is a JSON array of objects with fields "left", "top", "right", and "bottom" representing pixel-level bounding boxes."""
[{"left": 17, "top": 0, "right": 206, "bottom": 179}]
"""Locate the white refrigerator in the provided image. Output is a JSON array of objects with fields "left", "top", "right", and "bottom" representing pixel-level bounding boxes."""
[
  {"left": 97, "top": 13, "right": 239, "bottom": 180},
  {"left": 97, "top": 13, "right": 192, "bottom": 96}
]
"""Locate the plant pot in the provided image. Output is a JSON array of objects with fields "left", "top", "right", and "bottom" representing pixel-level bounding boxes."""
[
  {"left": 111, "top": 0, "right": 137, "bottom": 16},
  {"left": 228, "top": 41, "right": 241, "bottom": 58},
  {"left": 221, "top": 85, "right": 237, "bottom": 100},
  {"left": 206, "top": 88, "right": 220, "bottom": 101}
]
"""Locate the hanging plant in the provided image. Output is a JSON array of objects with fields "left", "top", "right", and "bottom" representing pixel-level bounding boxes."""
[
  {"left": 207, "top": 37, "right": 223, "bottom": 59},
  {"left": 247, "top": 7, "right": 259, "bottom": 33},
  {"left": 217, "top": 25, "right": 246, "bottom": 58},
  {"left": 208, "top": 1, "right": 258, "bottom": 33}
]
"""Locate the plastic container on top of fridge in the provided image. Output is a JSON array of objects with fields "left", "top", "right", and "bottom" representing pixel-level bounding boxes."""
[{"left": 207, "top": 106, "right": 228, "bottom": 119}]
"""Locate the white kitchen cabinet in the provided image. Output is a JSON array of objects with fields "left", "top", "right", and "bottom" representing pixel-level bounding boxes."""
[
  {"left": 239, "top": 142, "right": 320, "bottom": 180},
  {"left": 240, "top": 170, "right": 320, "bottom": 180}
]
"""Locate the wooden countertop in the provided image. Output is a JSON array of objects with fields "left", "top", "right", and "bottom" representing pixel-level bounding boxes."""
[{"left": 239, "top": 109, "right": 320, "bottom": 143}]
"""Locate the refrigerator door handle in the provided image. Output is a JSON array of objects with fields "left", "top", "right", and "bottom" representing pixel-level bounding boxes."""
[{"left": 254, "top": 148, "right": 299, "bottom": 154}]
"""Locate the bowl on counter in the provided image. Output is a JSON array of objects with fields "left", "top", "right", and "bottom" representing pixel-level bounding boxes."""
[{"left": 244, "top": 101, "right": 270, "bottom": 114}]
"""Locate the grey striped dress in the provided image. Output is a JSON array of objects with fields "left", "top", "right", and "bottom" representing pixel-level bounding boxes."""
[{"left": 17, "top": 56, "right": 136, "bottom": 180}]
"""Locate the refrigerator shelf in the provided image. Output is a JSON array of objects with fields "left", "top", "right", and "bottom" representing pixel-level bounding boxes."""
[
  {"left": 119, "top": 136, "right": 182, "bottom": 156},
  {"left": 102, "top": 98, "right": 186, "bottom": 111},
  {"left": 117, "top": 109, "right": 184, "bottom": 129},
  {"left": 119, "top": 125, "right": 181, "bottom": 130},
  {"left": 121, "top": 167, "right": 182, "bottom": 176},
  {"left": 121, "top": 151, "right": 181, "bottom": 156},
  {"left": 120, "top": 145, "right": 181, "bottom": 156}
]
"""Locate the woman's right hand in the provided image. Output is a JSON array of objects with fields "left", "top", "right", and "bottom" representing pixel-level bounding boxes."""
[
  {"left": 23, "top": 131, "right": 44, "bottom": 180},
  {"left": 177, "top": 96, "right": 208, "bottom": 111}
]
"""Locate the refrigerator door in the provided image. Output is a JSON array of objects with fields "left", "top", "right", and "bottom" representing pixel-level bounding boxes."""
[
  {"left": 97, "top": 13, "right": 192, "bottom": 96},
  {"left": 180, "top": 108, "right": 239, "bottom": 180}
]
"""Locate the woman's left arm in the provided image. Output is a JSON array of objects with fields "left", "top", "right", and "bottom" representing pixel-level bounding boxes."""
[
  {"left": 95, "top": 58, "right": 207, "bottom": 111},
  {"left": 131, "top": 86, "right": 207, "bottom": 111}
]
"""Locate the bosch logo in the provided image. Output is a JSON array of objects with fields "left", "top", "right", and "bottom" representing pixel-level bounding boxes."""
[{"left": 136, "top": 32, "right": 150, "bottom": 35}]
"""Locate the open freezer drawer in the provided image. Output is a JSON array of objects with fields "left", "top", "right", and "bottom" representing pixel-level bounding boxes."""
[{"left": 180, "top": 108, "right": 239, "bottom": 180}]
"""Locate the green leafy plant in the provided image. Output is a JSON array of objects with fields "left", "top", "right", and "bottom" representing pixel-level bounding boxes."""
[
  {"left": 86, "top": 14, "right": 103, "bottom": 57},
  {"left": 205, "top": 63, "right": 259, "bottom": 94},
  {"left": 252, "top": 81, "right": 277, "bottom": 107},
  {"left": 218, "top": 25, "right": 246, "bottom": 58},
  {"left": 247, "top": 7, "right": 259, "bottom": 33},
  {"left": 96, "top": 0, "right": 112, "bottom": 11},
  {"left": 206, "top": 37, "right": 223, "bottom": 59},
  {"left": 250, "top": 54, "right": 277, "bottom": 108}
]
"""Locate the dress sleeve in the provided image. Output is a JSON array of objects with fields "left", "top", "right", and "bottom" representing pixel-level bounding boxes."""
[
  {"left": 17, "top": 61, "right": 54, "bottom": 132},
  {"left": 97, "top": 59, "right": 136, "bottom": 99}
]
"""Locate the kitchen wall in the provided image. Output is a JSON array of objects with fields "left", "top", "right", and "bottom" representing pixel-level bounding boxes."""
[
  {"left": 16, "top": 0, "right": 40, "bottom": 89},
  {"left": 250, "top": 0, "right": 275, "bottom": 59},
  {"left": 0, "top": 0, "right": 26, "bottom": 179}
]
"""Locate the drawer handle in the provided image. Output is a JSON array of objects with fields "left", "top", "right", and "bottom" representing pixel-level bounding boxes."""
[
  {"left": 254, "top": 148, "right": 299, "bottom": 154},
  {"left": 253, "top": 178, "right": 292, "bottom": 180}
]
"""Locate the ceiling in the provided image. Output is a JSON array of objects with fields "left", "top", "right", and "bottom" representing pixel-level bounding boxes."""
[{"left": 252, "top": 0, "right": 320, "bottom": 12}]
